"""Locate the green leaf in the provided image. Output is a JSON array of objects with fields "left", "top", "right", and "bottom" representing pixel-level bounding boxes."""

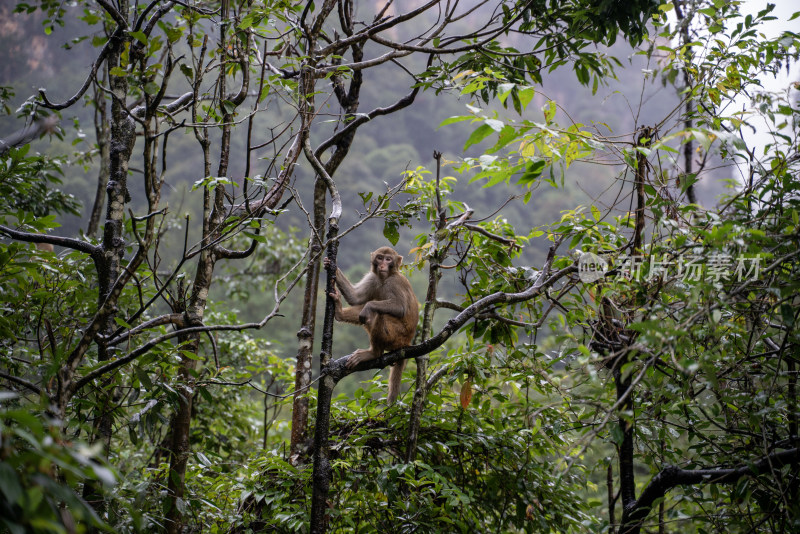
[
  {"left": 781, "top": 304, "right": 795, "bottom": 326},
  {"left": 516, "top": 160, "right": 546, "bottom": 186},
  {"left": 464, "top": 124, "right": 494, "bottom": 150},
  {"left": 143, "top": 82, "right": 160, "bottom": 95},
  {"left": 0, "top": 463, "right": 23, "bottom": 504},
  {"left": 196, "top": 452, "right": 213, "bottom": 467},
  {"left": 542, "top": 100, "right": 556, "bottom": 123},
  {"left": 517, "top": 87, "right": 535, "bottom": 110},
  {"left": 129, "top": 30, "right": 147, "bottom": 45},
  {"left": 497, "top": 83, "right": 515, "bottom": 104},
  {"left": 221, "top": 99, "right": 237, "bottom": 115},
  {"left": 438, "top": 115, "right": 473, "bottom": 128},
  {"left": 383, "top": 221, "right": 399, "bottom": 245}
]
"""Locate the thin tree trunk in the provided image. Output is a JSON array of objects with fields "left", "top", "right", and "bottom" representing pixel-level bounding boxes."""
[
  {"left": 406, "top": 151, "right": 446, "bottom": 463},
  {"left": 290, "top": 178, "right": 327, "bottom": 460},
  {"left": 673, "top": 0, "right": 697, "bottom": 205},
  {"left": 290, "top": 4, "right": 362, "bottom": 460},
  {"left": 87, "top": 75, "right": 110, "bottom": 237},
  {"left": 616, "top": 361, "right": 637, "bottom": 534},
  {"left": 618, "top": 131, "right": 650, "bottom": 532},
  {"left": 82, "top": 12, "right": 133, "bottom": 512},
  {"left": 310, "top": 224, "right": 339, "bottom": 534}
]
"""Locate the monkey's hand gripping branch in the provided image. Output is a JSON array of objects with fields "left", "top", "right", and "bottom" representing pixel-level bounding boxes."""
[{"left": 322, "top": 240, "right": 575, "bottom": 383}]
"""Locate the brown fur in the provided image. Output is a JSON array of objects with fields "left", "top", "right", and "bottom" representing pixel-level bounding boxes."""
[{"left": 326, "top": 247, "right": 418, "bottom": 403}]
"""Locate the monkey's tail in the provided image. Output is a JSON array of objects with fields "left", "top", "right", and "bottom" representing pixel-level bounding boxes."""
[{"left": 387, "top": 359, "right": 407, "bottom": 405}]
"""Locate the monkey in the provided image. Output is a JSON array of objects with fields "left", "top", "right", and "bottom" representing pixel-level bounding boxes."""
[{"left": 325, "top": 246, "right": 418, "bottom": 404}]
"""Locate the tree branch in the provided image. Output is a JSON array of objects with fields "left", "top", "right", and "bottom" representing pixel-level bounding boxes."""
[
  {"left": 0, "top": 225, "right": 99, "bottom": 256},
  {"left": 315, "top": 86, "right": 420, "bottom": 156},
  {"left": 39, "top": 30, "right": 124, "bottom": 110},
  {"left": 0, "top": 116, "right": 59, "bottom": 155},
  {"left": 0, "top": 371, "right": 42, "bottom": 395},
  {"left": 620, "top": 448, "right": 800, "bottom": 534},
  {"left": 325, "top": 240, "right": 573, "bottom": 381}
]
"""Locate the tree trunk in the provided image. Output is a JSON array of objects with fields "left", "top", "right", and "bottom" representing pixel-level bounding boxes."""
[
  {"left": 87, "top": 75, "right": 110, "bottom": 237},
  {"left": 673, "top": 0, "right": 697, "bottom": 205},
  {"left": 82, "top": 14, "right": 133, "bottom": 512},
  {"left": 290, "top": 178, "right": 327, "bottom": 461},
  {"left": 406, "top": 152, "right": 446, "bottom": 463},
  {"left": 289, "top": 57, "right": 361, "bottom": 459},
  {"left": 310, "top": 224, "right": 339, "bottom": 534},
  {"left": 616, "top": 362, "right": 637, "bottom": 533}
]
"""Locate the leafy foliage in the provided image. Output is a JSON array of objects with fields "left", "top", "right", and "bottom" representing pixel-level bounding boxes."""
[
  {"left": 1, "top": 0, "right": 799, "bottom": 533},
  {"left": 0, "top": 146, "right": 80, "bottom": 219}
]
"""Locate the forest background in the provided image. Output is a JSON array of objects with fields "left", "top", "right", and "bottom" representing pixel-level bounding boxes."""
[{"left": 0, "top": 0, "right": 799, "bottom": 533}]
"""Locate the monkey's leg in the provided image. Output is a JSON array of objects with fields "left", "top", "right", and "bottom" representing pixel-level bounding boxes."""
[
  {"left": 347, "top": 315, "right": 388, "bottom": 369},
  {"left": 336, "top": 304, "right": 365, "bottom": 325}
]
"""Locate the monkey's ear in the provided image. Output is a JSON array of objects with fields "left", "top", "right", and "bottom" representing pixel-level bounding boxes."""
[{"left": 395, "top": 254, "right": 403, "bottom": 268}]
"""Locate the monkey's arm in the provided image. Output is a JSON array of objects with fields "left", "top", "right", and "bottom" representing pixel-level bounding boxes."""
[
  {"left": 336, "top": 271, "right": 374, "bottom": 305},
  {"left": 324, "top": 257, "right": 369, "bottom": 305},
  {"left": 360, "top": 299, "right": 406, "bottom": 319},
  {"left": 329, "top": 288, "right": 364, "bottom": 325}
]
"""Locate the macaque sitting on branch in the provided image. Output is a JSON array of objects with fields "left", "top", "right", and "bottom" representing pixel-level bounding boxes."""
[{"left": 325, "top": 246, "right": 418, "bottom": 404}]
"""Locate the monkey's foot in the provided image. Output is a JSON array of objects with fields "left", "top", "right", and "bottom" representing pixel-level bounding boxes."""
[{"left": 346, "top": 349, "right": 374, "bottom": 369}]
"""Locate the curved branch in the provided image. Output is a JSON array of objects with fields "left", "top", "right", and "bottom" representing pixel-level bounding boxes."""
[
  {"left": 38, "top": 27, "right": 124, "bottom": 110},
  {"left": 69, "top": 319, "right": 273, "bottom": 396},
  {"left": 133, "top": 0, "right": 161, "bottom": 32},
  {"left": 315, "top": 86, "right": 420, "bottom": 156},
  {"left": 315, "top": 49, "right": 411, "bottom": 74},
  {"left": 303, "top": 134, "right": 342, "bottom": 222},
  {"left": 0, "top": 116, "right": 60, "bottom": 155},
  {"left": 96, "top": 0, "right": 128, "bottom": 28},
  {"left": 0, "top": 225, "right": 99, "bottom": 256},
  {"left": 0, "top": 371, "right": 41, "bottom": 395},
  {"left": 227, "top": 33, "right": 251, "bottom": 106},
  {"left": 215, "top": 239, "right": 258, "bottom": 260},
  {"left": 462, "top": 223, "right": 517, "bottom": 246},
  {"left": 325, "top": 241, "right": 573, "bottom": 381},
  {"left": 621, "top": 448, "right": 800, "bottom": 534},
  {"left": 363, "top": 0, "right": 534, "bottom": 56},
  {"left": 316, "top": 0, "right": 440, "bottom": 57},
  {"left": 105, "top": 313, "right": 185, "bottom": 346},
  {"left": 139, "top": 1, "right": 175, "bottom": 37}
]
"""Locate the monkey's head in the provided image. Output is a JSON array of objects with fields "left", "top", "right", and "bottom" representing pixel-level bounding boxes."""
[{"left": 371, "top": 246, "right": 402, "bottom": 280}]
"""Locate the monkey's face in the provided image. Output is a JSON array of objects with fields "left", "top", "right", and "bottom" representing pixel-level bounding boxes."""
[
  {"left": 371, "top": 247, "right": 401, "bottom": 279},
  {"left": 373, "top": 253, "right": 395, "bottom": 278}
]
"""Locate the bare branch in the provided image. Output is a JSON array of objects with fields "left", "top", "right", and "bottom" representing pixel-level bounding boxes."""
[
  {"left": 316, "top": 86, "right": 420, "bottom": 156},
  {"left": 0, "top": 116, "right": 60, "bottom": 155},
  {"left": 38, "top": 27, "right": 123, "bottom": 110},
  {"left": 0, "top": 371, "right": 42, "bottom": 395},
  {"left": 0, "top": 225, "right": 99, "bottom": 256},
  {"left": 316, "top": 0, "right": 441, "bottom": 57},
  {"left": 621, "top": 448, "right": 800, "bottom": 534},
  {"left": 462, "top": 223, "right": 517, "bottom": 246}
]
